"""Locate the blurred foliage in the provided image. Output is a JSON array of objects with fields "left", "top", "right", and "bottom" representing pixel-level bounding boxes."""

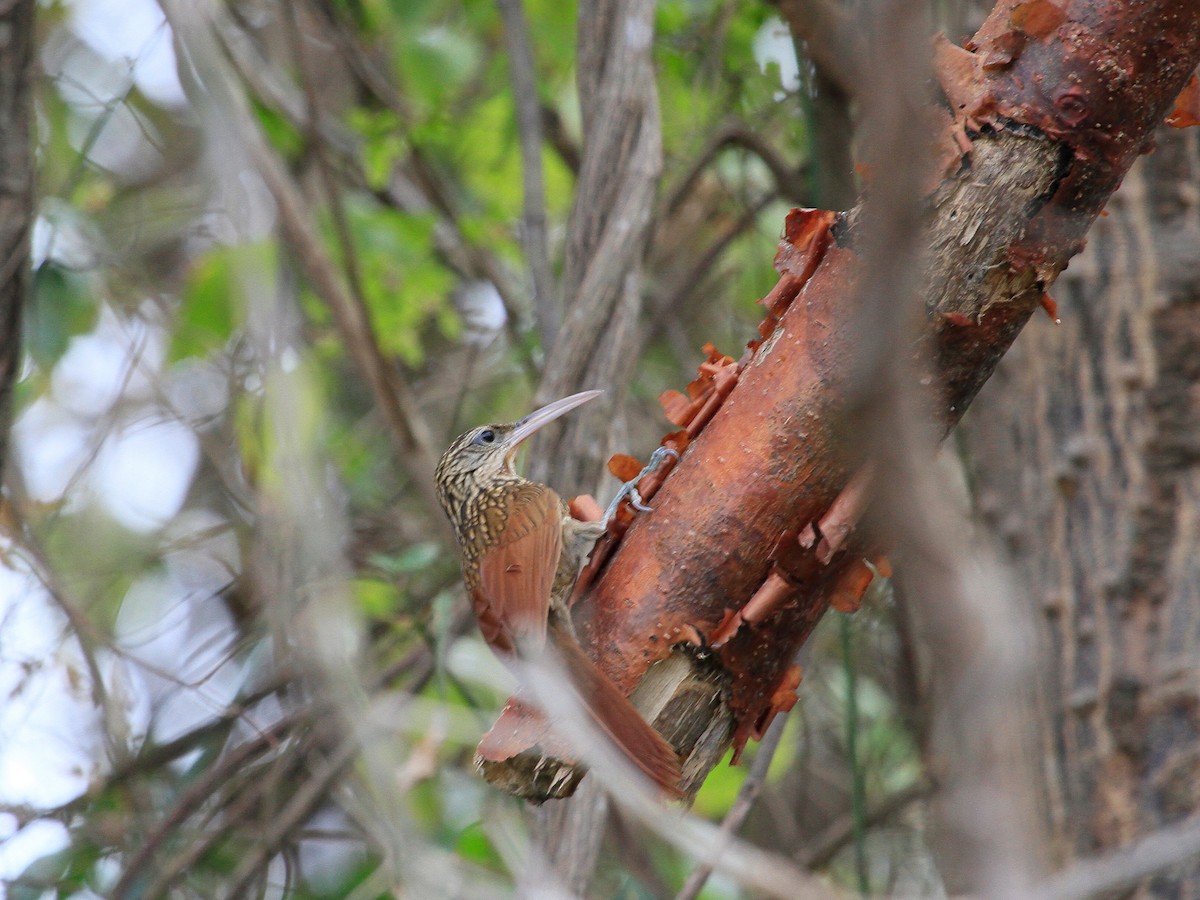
[{"left": 0, "top": 0, "right": 941, "bottom": 897}]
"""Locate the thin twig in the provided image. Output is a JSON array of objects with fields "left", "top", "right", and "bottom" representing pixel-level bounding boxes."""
[
  {"left": 662, "top": 119, "right": 806, "bottom": 218},
  {"left": 797, "top": 779, "right": 931, "bottom": 870},
  {"left": 674, "top": 713, "right": 790, "bottom": 900},
  {"left": 222, "top": 731, "right": 362, "bottom": 897},
  {"left": 108, "top": 713, "right": 300, "bottom": 899}
]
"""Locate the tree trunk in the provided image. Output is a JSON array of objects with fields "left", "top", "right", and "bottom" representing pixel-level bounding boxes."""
[
  {"left": 0, "top": 0, "right": 35, "bottom": 481},
  {"left": 961, "top": 124, "right": 1200, "bottom": 890}
]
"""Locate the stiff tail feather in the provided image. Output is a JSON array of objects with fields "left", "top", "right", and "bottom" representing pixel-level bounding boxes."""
[{"left": 555, "top": 636, "right": 684, "bottom": 799}]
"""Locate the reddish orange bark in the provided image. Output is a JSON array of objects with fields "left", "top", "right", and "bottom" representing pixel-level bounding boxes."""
[
  {"left": 573, "top": 0, "right": 1200, "bottom": 763},
  {"left": 482, "top": 0, "right": 1200, "bottom": 780}
]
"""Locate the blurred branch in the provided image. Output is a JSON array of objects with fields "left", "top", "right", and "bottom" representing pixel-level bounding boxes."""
[
  {"left": 307, "top": 0, "right": 539, "bottom": 373},
  {"left": 497, "top": 0, "right": 559, "bottom": 345},
  {"left": 223, "top": 731, "right": 362, "bottom": 897},
  {"left": 772, "top": 0, "right": 866, "bottom": 97},
  {"left": 166, "top": 0, "right": 449, "bottom": 533},
  {"left": 528, "top": 0, "right": 663, "bottom": 493},
  {"left": 1032, "top": 816, "right": 1200, "bottom": 900},
  {"left": 136, "top": 741, "right": 312, "bottom": 899},
  {"left": 797, "top": 778, "right": 932, "bottom": 869},
  {"left": 0, "top": 0, "right": 34, "bottom": 480},
  {"left": 663, "top": 120, "right": 807, "bottom": 218},
  {"left": 772, "top": 0, "right": 861, "bottom": 208},
  {"left": 674, "top": 713, "right": 789, "bottom": 900},
  {"left": 109, "top": 711, "right": 302, "bottom": 899}
]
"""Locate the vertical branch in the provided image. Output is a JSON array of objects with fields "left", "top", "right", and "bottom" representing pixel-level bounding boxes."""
[
  {"left": 0, "top": 0, "right": 35, "bottom": 480},
  {"left": 846, "top": 0, "right": 1044, "bottom": 892},
  {"left": 497, "top": 0, "right": 558, "bottom": 346},
  {"left": 840, "top": 614, "right": 869, "bottom": 893},
  {"left": 774, "top": 0, "right": 862, "bottom": 209},
  {"left": 529, "top": 0, "right": 662, "bottom": 494},
  {"left": 527, "top": 0, "right": 663, "bottom": 888}
]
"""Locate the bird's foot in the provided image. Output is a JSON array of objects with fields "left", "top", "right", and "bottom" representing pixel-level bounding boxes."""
[{"left": 604, "top": 446, "right": 680, "bottom": 520}]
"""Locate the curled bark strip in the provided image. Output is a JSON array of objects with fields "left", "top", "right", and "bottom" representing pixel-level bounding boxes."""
[
  {"left": 709, "top": 570, "right": 797, "bottom": 650},
  {"left": 810, "top": 462, "right": 876, "bottom": 563},
  {"left": 1165, "top": 72, "right": 1200, "bottom": 127},
  {"left": 829, "top": 558, "right": 876, "bottom": 614}
]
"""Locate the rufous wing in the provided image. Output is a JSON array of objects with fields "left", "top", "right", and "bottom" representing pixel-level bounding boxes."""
[
  {"left": 554, "top": 633, "right": 684, "bottom": 799},
  {"left": 477, "top": 483, "right": 563, "bottom": 652}
]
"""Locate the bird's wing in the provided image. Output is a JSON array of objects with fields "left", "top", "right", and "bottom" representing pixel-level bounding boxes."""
[{"left": 477, "top": 482, "right": 562, "bottom": 652}]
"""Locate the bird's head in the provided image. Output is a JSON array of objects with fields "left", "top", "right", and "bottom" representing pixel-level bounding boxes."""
[{"left": 434, "top": 390, "right": 601, "bottom": 513}]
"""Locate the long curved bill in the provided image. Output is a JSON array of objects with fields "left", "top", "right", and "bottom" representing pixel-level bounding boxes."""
[{"left": 507, "top": 390, "right": 602, "bottom": 447}]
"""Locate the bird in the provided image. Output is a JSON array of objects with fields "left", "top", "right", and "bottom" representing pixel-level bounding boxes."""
[{"left": 434, "top": 390, "right": 682, "bottom": 798}]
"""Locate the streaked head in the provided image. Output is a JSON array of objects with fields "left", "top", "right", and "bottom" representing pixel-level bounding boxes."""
[{"left": 434, "top": 390, "right": 601, "bottom": 514}]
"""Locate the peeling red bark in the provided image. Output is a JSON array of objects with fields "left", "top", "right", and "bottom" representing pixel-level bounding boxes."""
[
  {"left": 480, "top": 0, "right": 1200, "bottom": 785},
  {"left": 577, "top": 0, "right": 1200, "bottom": 765}
]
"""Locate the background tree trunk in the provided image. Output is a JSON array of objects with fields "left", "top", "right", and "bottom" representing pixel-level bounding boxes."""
[
  {"left": 961, "top": 124, "right": 1200, "bottom": 890},
  {"left": 0, "top": 0, "right": 34, "bottom": 480}
]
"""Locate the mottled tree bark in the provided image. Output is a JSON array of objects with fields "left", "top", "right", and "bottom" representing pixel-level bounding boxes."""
[
  {"left": 528, "top": 0, "right": 662, "bottom": 496},
  {"left": 961, "top": 126, "right": 1200, "bottom": 890},
  {"left": 0, "top": 0, "right": 35, "bottom": 481}
]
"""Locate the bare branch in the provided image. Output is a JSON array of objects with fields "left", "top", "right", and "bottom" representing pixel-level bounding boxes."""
[
  {"left": 663, "top": 120, "right": 807, "bottom": 218},
  {"left": 1033, "top": 816, "right": 1200, "bottom": 900}
]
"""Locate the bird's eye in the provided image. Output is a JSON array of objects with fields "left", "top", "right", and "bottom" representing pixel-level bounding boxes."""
[{"left": 474, "top": 429, "right": 496, "bottom": 446}]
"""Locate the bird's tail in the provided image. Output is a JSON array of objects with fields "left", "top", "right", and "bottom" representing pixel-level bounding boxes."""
[{"left": 554, "top": 636, "right": 684, "bottom": 799}]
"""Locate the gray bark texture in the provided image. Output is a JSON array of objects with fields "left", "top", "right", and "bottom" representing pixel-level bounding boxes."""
[
  {"left": 961, "top": 126, "right": 1200, "bottom": 891},
  {"left": 528, "top": 0, "right": 662, "bottom": 497},
  {"left": 0, "top": 0, "right": 34, "bottom": 482}
]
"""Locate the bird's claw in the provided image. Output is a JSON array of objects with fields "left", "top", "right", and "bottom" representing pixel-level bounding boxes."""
[
  {"left": 627, "top": 489, "right": 653, "bottom": 513},
  {"left": 605, "top": 446, "right": 681, "bottom": 520}
]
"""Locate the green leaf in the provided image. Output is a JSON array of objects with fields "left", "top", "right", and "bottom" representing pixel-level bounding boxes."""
[
  {"left": 369, "top": 542, "right": 440, "bottom": 575},
  {"left": 171, "top": 249, "right": 236, "bottom": 360},
  {"left": 172, "top": 242, "right": 277, "bottom": 361},
  {"left": 353, "top": 577, "right": 401, "bottom": 617},
  {"left": 455, "top": 821, "right": 503, "bottom": 870},
  {"left": 26, "top": 265, "right": 96, "bottom": 366}
]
